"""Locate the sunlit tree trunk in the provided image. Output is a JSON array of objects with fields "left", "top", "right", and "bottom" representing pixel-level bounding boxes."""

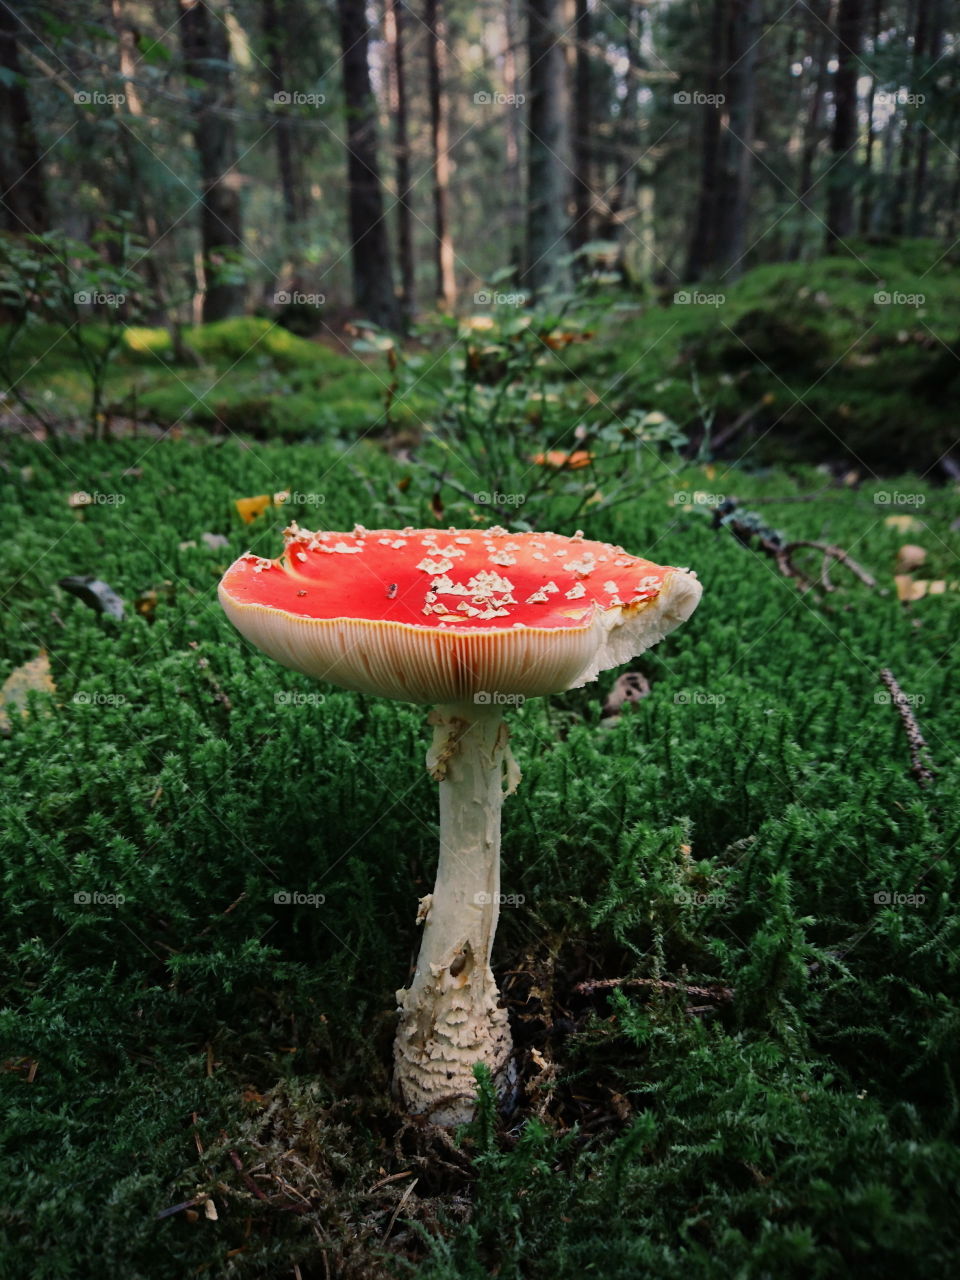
[{"left": 426, "top": 0, "right": 456, "bottom": 309}]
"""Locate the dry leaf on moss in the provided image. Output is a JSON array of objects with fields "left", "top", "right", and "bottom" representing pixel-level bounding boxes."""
[{"left": 0, "top": 653, "right": 56, "bottom": 734}]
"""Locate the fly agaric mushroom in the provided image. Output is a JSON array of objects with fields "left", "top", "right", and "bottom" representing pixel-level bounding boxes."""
[{"left": 219, "top": 524, "right": 701, "bottom": 1125}]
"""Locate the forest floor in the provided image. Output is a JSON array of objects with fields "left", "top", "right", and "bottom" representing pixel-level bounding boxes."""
[{"left": 1, "top": 420, "right": 959, "bottom": 1277}]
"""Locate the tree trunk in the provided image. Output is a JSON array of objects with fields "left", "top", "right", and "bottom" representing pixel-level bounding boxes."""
[
  {"left": 859, "top": 0, "right": 880, "bottom": 233},
  {"left": 503, "top": 0, "right": 523, "bottom": 275},
  {"left": 789, "top": 0, "right": 831, "bottom": 257},
  {"left": 178, "top": 0, "right": 246, "bottom": 322},
  {"left": 908, "top": 0, "right": 943, "bottom": 236},
  {"left": 425, "top": 0, "right": 456, "bottom": 309},
  {"left": 525, "top": 0, "right": 569, "bottom": 298},
  {"left": 262, "top": 0, "right": 303, "bottom": 231},
  {"left": 685, "top": 0, "right": 725, "bottom": 280},
  {"left": 825, "top": 0, "right": 863, "bottom": 250},
  {"left": 384, "top": 0, "right": 414, "bottom": 326},
  {"left": 0, "top": 5, "right": 49, "bottom": 234},
  {"left": 713, "top": 0, "right": 761, "bottom": 277},
  {"left": 570, "top": 0, "right": 591, "bottom": 251},
  {"left": 335, "top": 0, "right": 398, "bottom": 329}
]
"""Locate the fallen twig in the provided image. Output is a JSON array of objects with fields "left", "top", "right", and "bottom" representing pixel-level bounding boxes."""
[
  {"left": 382, "top": 1176, "right": 418, "bottom": 1242},
  {"left": 879, "top": 669, "right": 935, "bottom": 787},
  {"left": 575, "top": 975, "right": 734, "bottom": 1002}
]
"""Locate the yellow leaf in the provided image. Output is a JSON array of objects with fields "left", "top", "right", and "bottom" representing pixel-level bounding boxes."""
[
  {"left": 0, "top": 653, "right": 56, "bottom": 734},
  {"left": 235, "top": 494, "right": 273, "bottom": 524}
]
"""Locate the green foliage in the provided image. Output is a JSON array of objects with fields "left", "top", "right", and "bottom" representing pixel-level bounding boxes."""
[{"left": 1, "top": 436, "right": 959, "bottom": 1276}]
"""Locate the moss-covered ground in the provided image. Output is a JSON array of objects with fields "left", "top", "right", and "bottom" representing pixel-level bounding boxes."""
[{"left": 1, "top": 421, "right": 959, "bottom": 1277}]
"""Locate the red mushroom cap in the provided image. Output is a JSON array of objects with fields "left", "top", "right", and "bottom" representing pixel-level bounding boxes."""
[{"left": 218, "top": 525, "right": 701, "bottom": 704}]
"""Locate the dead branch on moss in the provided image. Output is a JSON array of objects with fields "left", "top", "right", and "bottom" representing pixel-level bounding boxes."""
[
  {"left": 575, "top": 975, "right": 734, "bottom": 1004},
  {"left": 712, "top": 498, "right": 876, "bottom": 596},
  {"left": 879, "top": 668, "right": 936, "bottom": 787}
]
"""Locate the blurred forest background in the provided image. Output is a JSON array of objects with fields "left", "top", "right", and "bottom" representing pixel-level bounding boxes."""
[{"left": 2, "top": 0, "right": 958, "bottom": 318}]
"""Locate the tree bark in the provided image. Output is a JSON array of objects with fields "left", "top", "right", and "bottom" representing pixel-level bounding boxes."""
[
  {"left": 570, "top": 0, "right": 591, "bottom": 251},
  {"left": 262, "top": 0, "right": 303, "bottom": 231},
  {"left": 908, "top": 0, "right": 943, "bottom": 236},
  {"left": 425, "top": 0, "right": 456, "bottom": 309},
  {"left": 0, "top": 4, "right": 49, "bottom": 234},
  {"left": 713, "top": 0, "right": 761, "bottom": 277},
  {"left": 384, "top": 0, "right": 414, "bottom": 326},
  {"left": 825, "top": 0, "right": 863, "bottom": 250},
  {"left": 178, "top": 0, "right": 246, "bottom": 322},
  {"left": 789, "top": 0, "right": 831, "bottom": 257},
  {"left": 335, "top": 0, "right": 398, "bottom": 328},
  {"left": 525, "top": 0, "right": 569, "bottom": 297},
  {"left": 685, "top": 0, "right": 725, "bottom": 280}
]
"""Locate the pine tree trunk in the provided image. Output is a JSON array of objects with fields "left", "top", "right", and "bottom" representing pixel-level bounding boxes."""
[
  {"left": 384, "top": 0, "right": 414, "bottom": 326},
  {"left": 908, "top": 0, "right": 943, "bottom": 236},
  {"left": 262, "top": 0, "right": 302, "bottom": 231},
  {"left": 525, "top": 0, "right": 569, "bottom": 298},
  {"left": 685, "top": 0, "right": 724, "bottom": 280},
  {"left": 825, "top": 0, "right": 864, "bottom": 250},
  {"left": 570, "top": 0, "right": 591, "bottom": 251},
  {"left": 178, "top": 0, "right": 246, "bottom": 322},
  {"left": 335, "top": 0, "right": 398, "bottom": 329},
  {"left": 713, "top": 0, "right": 761, "bottom": 277},
  {"left": 0, "top": 6, "right": 49, "bottom": 234},
  {"left": 425, "top": 0, "right": 456, "bottom": 309}
]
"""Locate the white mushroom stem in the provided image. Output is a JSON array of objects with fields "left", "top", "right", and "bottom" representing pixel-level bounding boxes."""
[{"left": 394, "top": 703, "right": 521, "bottom": 1126}]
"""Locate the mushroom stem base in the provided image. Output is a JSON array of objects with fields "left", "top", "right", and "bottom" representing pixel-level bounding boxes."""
[{"left": 394, "top": 704, "right": 519, "bottom": 1127}]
